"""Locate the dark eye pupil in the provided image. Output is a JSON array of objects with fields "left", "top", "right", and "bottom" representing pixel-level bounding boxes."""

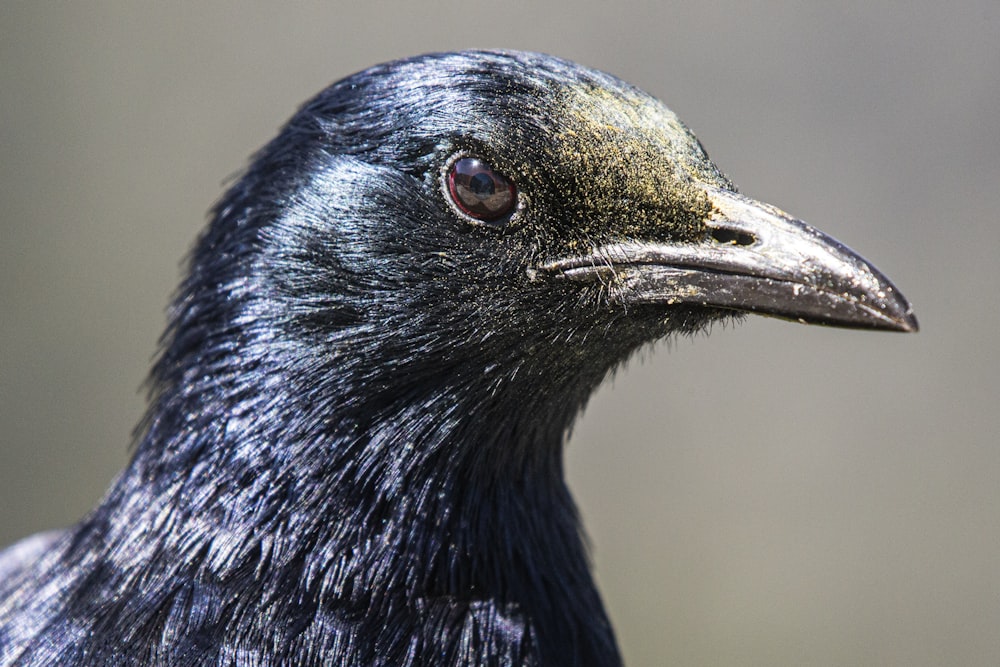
[
  {"left": 469, "top": 172, "right": 496, "bottom": 196},
  {"left": 447, "top": 157, "right": 516, "bottom": 223}
]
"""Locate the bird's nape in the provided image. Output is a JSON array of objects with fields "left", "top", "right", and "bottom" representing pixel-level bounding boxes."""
[{"left": 0, "top": 50, "right": 916, "bottom": 667}]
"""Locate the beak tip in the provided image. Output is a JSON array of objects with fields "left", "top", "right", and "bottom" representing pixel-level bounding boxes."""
[
  {"left": 877, "top": 291, "right": 918, "bottom": 333},
  {"left": 897, "top": 310, "right": 919, "bottom": 333}
]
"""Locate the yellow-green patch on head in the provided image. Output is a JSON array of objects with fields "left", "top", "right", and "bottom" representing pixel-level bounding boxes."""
[{"left": 543, "top": 80, "right": 731, "bottom": 243}]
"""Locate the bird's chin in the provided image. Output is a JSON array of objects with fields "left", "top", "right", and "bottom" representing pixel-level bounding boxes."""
[{"left": 636, "top": 303, "right": 737, "bottom": 338}]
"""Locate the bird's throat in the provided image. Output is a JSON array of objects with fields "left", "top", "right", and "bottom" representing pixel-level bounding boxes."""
[{"left": 96, "top": 368, "right": 622, "bottom": 664}]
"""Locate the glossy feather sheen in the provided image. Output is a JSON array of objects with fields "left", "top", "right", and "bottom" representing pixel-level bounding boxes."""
[{"left": 0, "top": 50, "right": 914, "bottom": 666}]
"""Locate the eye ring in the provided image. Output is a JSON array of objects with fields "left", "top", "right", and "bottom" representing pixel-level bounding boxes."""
[{"left": 442, "top": 155, "right": 519, "bottom": 225}]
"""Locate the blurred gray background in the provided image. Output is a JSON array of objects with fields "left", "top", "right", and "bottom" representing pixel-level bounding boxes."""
[{"left": 1, "top": 3, "right": 997, "bottom": 665}]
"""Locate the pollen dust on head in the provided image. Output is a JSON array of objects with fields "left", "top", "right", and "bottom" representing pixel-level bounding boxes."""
[{"left": 550, "top": 84, "right": 716, "bottom": 243}]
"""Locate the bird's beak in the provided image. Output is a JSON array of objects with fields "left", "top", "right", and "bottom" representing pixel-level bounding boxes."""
[{"left": 537, "top": 185, "right": 918, "bottom": 332}]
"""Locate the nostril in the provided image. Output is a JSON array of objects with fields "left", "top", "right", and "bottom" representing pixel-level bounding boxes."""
[{"left": 710, "top": 228, "right": 756, "bottom": 246}]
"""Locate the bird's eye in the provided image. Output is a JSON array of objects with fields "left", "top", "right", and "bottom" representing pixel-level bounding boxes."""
[{"left": 445, "top": 157, "right": 517, "bottom": 224}]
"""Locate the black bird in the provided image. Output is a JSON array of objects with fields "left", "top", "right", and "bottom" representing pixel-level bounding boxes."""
[{"left": 0, "top": 51, "right": 917, "bottom": 666}]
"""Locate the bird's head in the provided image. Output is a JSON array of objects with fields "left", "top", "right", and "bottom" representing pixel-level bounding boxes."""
[
  {"left": 160, "top": 50, "right": 916, "bottom": 465},
  {"left": 50, "top": 52, "right": 918, "bottom": 667}
]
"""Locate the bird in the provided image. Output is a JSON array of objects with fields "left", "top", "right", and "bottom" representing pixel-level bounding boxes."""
[{"left": 0, "top": 50, "right": 917, "bottom": 666}]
